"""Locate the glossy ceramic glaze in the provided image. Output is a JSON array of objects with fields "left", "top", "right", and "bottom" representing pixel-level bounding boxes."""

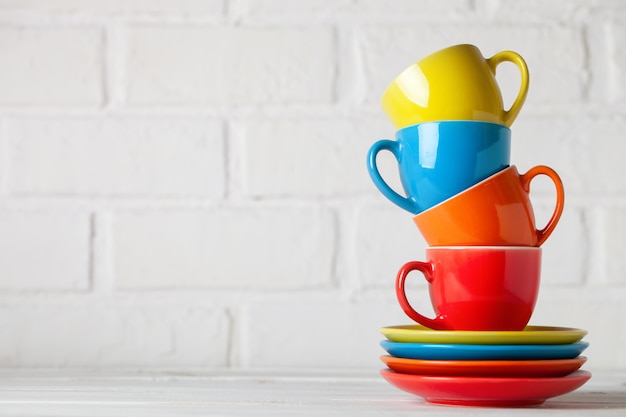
[
  {"left": 367, "top": 121, "right": 510, "bottom": 214},
  {"left": 396, "top": 247, "right": 541, "bottom": 331},
  {"left": 379, "top": 340, "right": 590, "bottom": 361},
  {"left": 413, "top": 165, "right": 565, "bottom": 246},
  {"left": 380, "top": 325, "right": 587, "bottom": 345},
  {"left": 380, "top": 369, "right": 592, "bottom": 407},
  {"left": 381, "top": 44, "right": 529, "bottom": 129},
  {"left": 380, "top": 355, "right": 587, "bottom": 378}
]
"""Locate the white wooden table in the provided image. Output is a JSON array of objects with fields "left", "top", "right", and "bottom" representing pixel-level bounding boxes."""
[{"left": 0, "top": 369, "right": 624, "bottom": 416}]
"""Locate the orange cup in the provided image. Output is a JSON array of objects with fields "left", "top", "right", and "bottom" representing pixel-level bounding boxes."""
[{"left": 412, "top": 165, "right": 564, "bottom": 247}]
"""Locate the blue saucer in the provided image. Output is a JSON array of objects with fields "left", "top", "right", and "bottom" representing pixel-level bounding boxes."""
[{"left": 380, "top": 340, "right": 589, "bottom": 361}]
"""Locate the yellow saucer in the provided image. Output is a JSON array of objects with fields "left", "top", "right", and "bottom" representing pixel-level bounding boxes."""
[{"left": 380, "top": 325, "right": 587, "bottom": 345}]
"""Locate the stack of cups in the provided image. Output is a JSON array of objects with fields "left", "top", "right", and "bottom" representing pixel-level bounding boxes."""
[
  {"left": 366, "top": 44, "right": 591, "bottom": 407},
  {"left": 367, "top": 43, "right": 561, "bottom": 331}
]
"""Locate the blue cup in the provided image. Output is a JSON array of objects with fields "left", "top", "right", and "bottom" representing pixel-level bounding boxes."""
[{"left": 367, "top": 121, "right": 511, "bottom": 214}]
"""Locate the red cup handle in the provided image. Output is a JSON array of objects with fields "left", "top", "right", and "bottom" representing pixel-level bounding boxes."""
[
  {"left": 395, "top": 261, "right": 447, "bottom": 330},
  {"left": 520, "top": 165, "right": 565, "bottom": 246}
]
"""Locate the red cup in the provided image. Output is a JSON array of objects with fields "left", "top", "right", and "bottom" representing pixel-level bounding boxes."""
[{"left": 396, "top": 247, "right": 541, "bottom": 331}]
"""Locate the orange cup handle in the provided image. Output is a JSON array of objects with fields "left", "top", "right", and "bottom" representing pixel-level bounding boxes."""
[
  {"left": 395, "top": 261, "right": 447, "bottom": 330},
  {"left": 520, "top": 165, "right": 565, "bottom": 246}
]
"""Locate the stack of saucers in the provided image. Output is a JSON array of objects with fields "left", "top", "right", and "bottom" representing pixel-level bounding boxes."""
[{"left": 379, "top": 325, "right": 591, "bottom": 407}]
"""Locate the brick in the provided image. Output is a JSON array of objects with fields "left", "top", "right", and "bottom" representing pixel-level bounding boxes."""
[
  {"left": 476, "top": 0, "right": 605, "bottom": 21},
  {"left": 530, "top": 288, "right": 626, "bottom": 371},
  {"left": 241, "top": 296, "right": 407, "bottom": 369},
  {"left": 535, "top": 204, "right": 587, "bottom": 286},
  {"left": 353, "top": 205, "right": 427, "bottom": 290},
  {"left": 240, "top": 118, "right": 389, "bottom": 198},
  {"left": 0, "top": 303, "right": 229, "bottom": 367},
  {"left": 230, "top": 0, "right": 471, "bottom": 20},
  {"left": 126, "top": 25, "right": 334, "bottom": 106},
  {"left": 0, "top": 0, "right": 224, "bottom": 16},
  {"left": 597, "top": 11, "right": 626, "bottom": 105},
  {"left": 601, "top": 207, "right": 626, "bottom": 286},
  {"left": 6, "top": 117, "right": 224, "bottom": 197},
  {"left": 351, "top": 0, "right": 472, "bottom": 15},
  {"left": 511, "top": 117, "right": 579, "bottom": 196},
  {"left": 113, "top": 207, "right": 336, "bottom": 289},
  {"left": 0, "top": 26, "right": 103, "bottom": 106},
  {"left": 513, "top": 116, "right": 626, "bottom": 195},
  {"left": 0, "top": 211, "right": 90, "bottom": 291},
  {"left": 230, "top": 0, "right": 353, "bottom": 19},
  {"left": 358, "top": 24, "right": 585, "bottom": 110}
]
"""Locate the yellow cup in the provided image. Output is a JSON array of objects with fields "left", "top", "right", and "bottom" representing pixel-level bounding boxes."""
[{"left": 381, "top": 44, "right": 529, "bottom": 129}]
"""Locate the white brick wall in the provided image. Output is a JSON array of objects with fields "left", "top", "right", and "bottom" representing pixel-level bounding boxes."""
[
  {"left": 0, "top": 26, "right": 103, "bottom": 106},
  {"left": 113, "top": 206, "right": 336, "bottom": 290},
  {"left": 0, "top": 211, "right": 90, "bottom": 290},
  {"left": 0, "top": 0, "right": 625, "bottom": 372},
  {"left": 0, "top": 302, "right": 229, "bottom": 367},
  {"left": 0, "top": 0, "right": 225, "bottom": 17},
  {"left": 6, "top": 117, "right": 225, "bottom": 197},
  {"left": 238, "top": 118, "right": 388, "bottom": 198},
  {"left": 126, "top": 25, "right": 335, "bottom": 106}
]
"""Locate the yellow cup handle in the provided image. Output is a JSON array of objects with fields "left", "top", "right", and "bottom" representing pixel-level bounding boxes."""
[{"left": 487, "top": 50, "right": 530, "bottom": 127}]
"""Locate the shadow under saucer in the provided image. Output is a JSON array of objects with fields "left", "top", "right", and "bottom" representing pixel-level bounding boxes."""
[{"left": 542, "top": 391, "right": 626, "bottom": 410}]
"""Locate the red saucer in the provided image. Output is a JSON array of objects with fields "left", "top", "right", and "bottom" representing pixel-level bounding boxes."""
[{"left": 381, "top": 369, "right": 592, "bottom": 407}]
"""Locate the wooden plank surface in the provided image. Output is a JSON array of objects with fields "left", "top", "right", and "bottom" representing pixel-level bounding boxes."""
[{"left": 0, "top": 370, "right": 624, "bottom": 416}]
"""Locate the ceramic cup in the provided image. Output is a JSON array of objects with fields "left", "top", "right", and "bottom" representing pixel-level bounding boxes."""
[
  {"left": 381, "top": 44, "right": 529, "bottom": 129},
  {"left": 412, "top": 165, "right": 564, "bottom": 247},
  {"left": 367, "top": 121, "right": 510, "bottom": 214},
  {"left": 396, "top": 246, "right": 542, "bottom": 331}
]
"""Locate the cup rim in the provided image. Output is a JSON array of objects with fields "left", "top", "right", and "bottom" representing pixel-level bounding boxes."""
[
  {"left": 413, "top": 165, "right": 517, "bottom": 218},
  {"left": 397, "top": 120, "right": 511, "bottom": 135},
  {"left": 425, "top": 246, "right": 542, "bottom": 251}
]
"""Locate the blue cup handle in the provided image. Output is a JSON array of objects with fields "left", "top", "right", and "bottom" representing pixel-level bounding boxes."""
[{"left": 367, "top": 139, "right": 419, "bottom": 213}]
